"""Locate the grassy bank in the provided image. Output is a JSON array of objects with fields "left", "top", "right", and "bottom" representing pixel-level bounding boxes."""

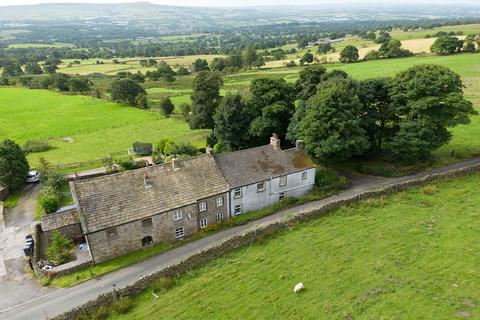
[{"left": 111, "top": 172, "right": 480, "bottom": 320}]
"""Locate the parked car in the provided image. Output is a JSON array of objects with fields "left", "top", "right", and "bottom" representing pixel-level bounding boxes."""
[{"left": 26, "top": 171, "right": 40, "bottom": 183}]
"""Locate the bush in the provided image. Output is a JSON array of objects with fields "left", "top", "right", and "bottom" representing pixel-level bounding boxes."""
[
  {"left": 159, "top": 97, "right": 175, "bottom": 114},
  {"left": 41, "top": 170, "right": 66, "bottom": 192},
  {"left": 315, "top": 167, "right": 348, "bottom": 191},
  {"left": 151, "top": 276, "right": 174, "bottom": 293},
  {"left": 112, "top": 297, "right": 134, "bottom": 314},
  {"left": 38, "top": 191, "right": 61, "bottom": 214},
  {"left": 47, "top": 230, "right": 74, "bottom": 264},
  {"left": 172, "top": 142, "right": 199, "bottom": 156},
  {"left": 179, "top": 102, "right": 191, "bottom": 117}
]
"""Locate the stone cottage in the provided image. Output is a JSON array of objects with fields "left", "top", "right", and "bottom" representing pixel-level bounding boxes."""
[
  {"left": 43, "top": 135, "right": 316, "bottom": 264},
  {"left": 71, "top": 155, "right": 229, "bottom": 263},
  {"left": 214, "top": 135, "right": 316, "bottom": 217}
]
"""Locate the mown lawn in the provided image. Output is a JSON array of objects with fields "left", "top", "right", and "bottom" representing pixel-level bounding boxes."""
[
  {"left": 0, "top": 88, "right": 208, "bottom": 167},
  {"left": 112, "top": 173, "right": 480, "bottom": 320}
]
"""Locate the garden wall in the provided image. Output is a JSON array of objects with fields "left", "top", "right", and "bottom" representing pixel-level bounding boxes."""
[{"left": 51, "top": 162, "right": 480, "bottom": 320}]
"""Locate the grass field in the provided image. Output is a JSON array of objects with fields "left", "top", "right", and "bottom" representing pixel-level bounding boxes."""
[
  {"left": 8, "top": 42, "right": 74, "bottom": 49},
  {"left": 111, "top": 173, "right": 480, "bottom": 320},
  {"left": 58, "top": 55, "right": 226, "bottom": 75},
  {"left": 0, "top": 88, "right": 208, "bottom": 167},
  {"left": 390, "top": 24, "right": 480, "bottom": 41}
]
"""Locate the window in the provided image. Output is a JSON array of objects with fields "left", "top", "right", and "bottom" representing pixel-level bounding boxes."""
[
  {"left": 216, "top": 212, "right": 224, "bottom": 222},
  {"left": 216, "top": 196, "right": 224, "bottom": 207},
  {"left": 141, "top": 236, "right": 153, "bottom": 247},
  {"left": 173, "top": 210, "right": 183, "bottom": 221},
  {"left": 279, "top": 192, "right": 286, "bottom": 201},
  {"left": 233, "top": 188, "right": 242, "bottom": 199},
  {"left": 302, "top": 171, "right": 308, "bottom": 180},
  {"left": 234, "top": 204, "right": 242, "bottom": 215},
  {"left": 279, "top": 176, "right": 287, "bottom": 187},
  {"left": 257, "top": 182, "right": 266, "bottom": 192},
  {"left": 200, "top": 218, "right": 208, "bottom": 228},
  {"left": 142, "top": 218, "right": 153, "bottom": 229},
  {"left": 106, "top": 227, "right": 118, "bottom": 241},
  {"left": 175, "top": 227, "right": 184, "bottom": 239},
  {"left": 199, "top": 201, "right": 207, "bottom": 212}
]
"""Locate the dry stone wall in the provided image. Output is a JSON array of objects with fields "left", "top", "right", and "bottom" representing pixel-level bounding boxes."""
[{"left": 51, "top": 162, "right": 480, "bottom": 320}]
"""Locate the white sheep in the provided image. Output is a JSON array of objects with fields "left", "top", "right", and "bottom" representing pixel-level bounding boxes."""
[{"left": 293, "top": 282, "right": 304, "bottom": 293}]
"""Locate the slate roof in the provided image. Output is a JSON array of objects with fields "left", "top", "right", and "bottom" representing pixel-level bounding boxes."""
[
  {"left": 214, "top": 145, "right": 316, "bottom": 188},
  {"left": 41, "top": 206, "right": 79, "bottom": 231},
  {"left": 71, "top": 155, "right": 229, "bottom": 233}
]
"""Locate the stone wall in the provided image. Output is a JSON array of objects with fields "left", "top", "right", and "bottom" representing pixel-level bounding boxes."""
[
  {"left": 51, "top": 162, "right": 480, "bottom": 320},
  {"left": 43, "top": 223, "right": 83, "bottom": 248}
]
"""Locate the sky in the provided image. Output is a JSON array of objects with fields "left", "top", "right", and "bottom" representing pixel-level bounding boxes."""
[{"left": 0, "top": 0, "right": 476, "bottom": 6}]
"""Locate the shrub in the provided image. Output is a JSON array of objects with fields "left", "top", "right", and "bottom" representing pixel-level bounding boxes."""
[
  {"left": 315, "top": 167, "right": 348, "bottom": 191},
  {"left": 38, "top": 191, "right": 61, "bottom": 214},
  {"left": 151, "top": 276, "right": 174, "bottom": 293},
  {"left": 172, "top": 142, "right": 199, "bottom": 156},
  {"left": 112, "top": 297, "right": 134, "bottom": 314},
  {"left": 159, "top": 97, "right": 175, "bottom": 114},
  {"left": 179, "top": 102, "right": 191, "bottom": 117},
  {"left": 24, "top": 139, "right": 51, "bottom": 154},
  {"left": 41, "top": 170, "right": 66, "bottom": 192},
  {"left": 47, "top": 230, "right": 74, "bottom": 264}
]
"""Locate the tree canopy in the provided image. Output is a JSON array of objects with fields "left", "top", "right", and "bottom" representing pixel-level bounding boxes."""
[
  {"left": 0, "top": 139, "right": 29, "bottom": 192},
  {"left": 109, "top": 78, "right": 146, "bottom": 106},
  {"left": 339, "top": 45, "right": 359, "bottom": 63},
  {"left": 189, "top": 71, "right": 223, "bottom": 129}
]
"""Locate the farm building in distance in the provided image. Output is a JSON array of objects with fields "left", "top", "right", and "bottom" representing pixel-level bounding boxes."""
[{"left": 40, "top": 135, "right": 316, "bottom": 263}]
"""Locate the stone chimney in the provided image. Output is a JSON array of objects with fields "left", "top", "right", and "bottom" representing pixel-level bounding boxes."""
[
  {"left": 270, "top": 133, "right": 281, "bottom": 151},
  {"left": 171, "top": 154, "right": 179, "bottom": 171},
  {"left": 296, "top": 140, "right": 305, "bottom": 152},
  {"left": 206, "top": 145, "right": 214, "bottom": 155},
  {"left": 144, "top": 172, "right": 152, "bottom": 189}
]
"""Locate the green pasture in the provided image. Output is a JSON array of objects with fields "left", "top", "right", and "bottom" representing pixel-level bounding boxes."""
[
  {"left": 8, "top": 42, "right": 74, "bottom": 49},
  {"left": 390, "top": 23, "right": 480, "bottom": 41},
  {"left": 111, "top": 172, "right": 480, "bottom": 320},
  {"left": 0, "top": 88, "right": 208, "bottom": 167}
]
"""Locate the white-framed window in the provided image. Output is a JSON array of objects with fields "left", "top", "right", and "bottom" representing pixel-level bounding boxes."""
[
  {"left": 216, "top": 212, "right": 224, "bottom": 222},
  {"left": 257, "top": 182, "right": 266, "bottom": 192},
  {"left": 173, "top": 210, "right": 183, "bottom": 221},
  {"left": 216, "top": 196, "right": 224, "bottom": 207},
  {"left": 302, "top": 171, "right": 308, "bottom": 180},
  {"left": 175, "top": 227, "right": 184, "bottom": 239},
  {"left": 200, "top": 218, "right": 208, "bottom": 228},
  {"left": 279, "top": 175, "right": 287, "bottom": 187},
  {"left": 234, "top": 204, "right": 242, "bottom": 215},
  {"left": 279, "top": 192, "right": 286, "bottom": 201},
  {"left": 233, "top": 188, "right": 242, "bottom": 199},
  {"left": 199, "top": 201, "right": 207, "bottom": 212}
]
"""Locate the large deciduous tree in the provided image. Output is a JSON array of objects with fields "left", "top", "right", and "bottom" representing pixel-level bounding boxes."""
[
  {"left": 247, "top": 78, "right": 296, "bottom": 143},
  {"left": 431, "top": 36, "right": 464, "bottom": 55},
  {"left": 0, "top": 139, "right": 29, "bottom": 192},
  {"left": 387, "top": 64, "right": 476, "bottom": 163},
  {"left": 297, "top": 78, "right": 370, "bottom": 162},
  {"left": 189, "top": 71, "right": 223, "bottom": 129},
  {"left": 339, "top": 45, "right": 359, "bottom": 63},
  {"left": 213, "top": 93, "right": 252, "bottom": 151},
  {"left": 109, "top": 78, "right": 146, "bottom": 106}
]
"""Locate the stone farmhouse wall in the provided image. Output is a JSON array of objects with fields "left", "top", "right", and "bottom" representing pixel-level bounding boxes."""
[
  {"left": 51, "top": 162, "right": 480, "bottom": 320},
  {"left": 87, "top": 192, "right": 228, "bottom": 263},
  {"left": 42, "top": 223, "right": 83, "bottom": 248}
]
